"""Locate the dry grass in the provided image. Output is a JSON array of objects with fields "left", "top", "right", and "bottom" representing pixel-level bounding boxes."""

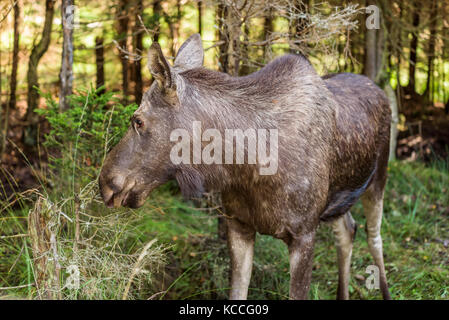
[{"left": 2, "top": 180, "right": 169, "bottom": 300}]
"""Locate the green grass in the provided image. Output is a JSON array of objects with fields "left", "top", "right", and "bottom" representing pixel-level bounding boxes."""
[{"left": 1, "top": 160, "right": 448, "bottom": 299}]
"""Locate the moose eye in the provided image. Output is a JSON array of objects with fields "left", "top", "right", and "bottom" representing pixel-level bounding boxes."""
[{"left": 134, "top": 118, "right": 144, "bottom": 128}]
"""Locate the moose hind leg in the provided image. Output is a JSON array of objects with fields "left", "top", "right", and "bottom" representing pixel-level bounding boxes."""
[
  {"left": 331, "top": 211, "right": 357, "bottom": 300},
  {"left": 227, "top": 218, "right": 256, "bottom": 300},
  {"left": 287, "top": 231, "right": 316, "bottom": 300},
  {"left": 361, "top": 191, "right": 391, "bottom": 300}
]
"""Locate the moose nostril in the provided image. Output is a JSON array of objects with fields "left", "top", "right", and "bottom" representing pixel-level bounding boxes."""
[
  {"left": 100, "top": 182, "right": 114, "bottom": 204},
  {"left": 110, "top": 175, "right": 126, "bottom": 193}
]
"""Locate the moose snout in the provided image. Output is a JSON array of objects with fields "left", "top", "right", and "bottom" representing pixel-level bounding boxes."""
[{"left": 99, "top": 172, "right": 134, "bottom": 208}]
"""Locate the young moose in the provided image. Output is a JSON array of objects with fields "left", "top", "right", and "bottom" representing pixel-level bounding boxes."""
[{"left": 99, "top": 34, "right": 391, "bottom": 300}]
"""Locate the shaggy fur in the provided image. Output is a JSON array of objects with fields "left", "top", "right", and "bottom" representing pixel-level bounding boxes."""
[{"left": 99, "top": 34, "right": 391, "bottom": 300}]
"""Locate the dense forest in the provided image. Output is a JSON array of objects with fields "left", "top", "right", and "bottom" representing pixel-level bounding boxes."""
[{"left": 0, "top": 0, "right": 448, "bottom": 300}]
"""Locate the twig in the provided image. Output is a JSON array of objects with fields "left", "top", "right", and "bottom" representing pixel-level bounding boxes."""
[
  {"left": 8, "top": 242, "right": 25, "bottom": 273},
  {"left": 0, "top": 283, "right": 34, "bottom": 290},
  {"left": 0, "top": 233, "right": 28, "bottom": 239},
  {"left": 112, "top": 40, "right": 143, "bottom": 61},
  {"left": 122, "top": 238, "right": 158, "bottom": 300}
]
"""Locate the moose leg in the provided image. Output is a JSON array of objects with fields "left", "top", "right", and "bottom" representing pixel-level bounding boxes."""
[
  {"left": 227, "top": 218, "right": 256, "bottom": 300},
  {"left": 331, "top": 211, "right": 357, "bottom": 300},
  {"left": 361, "top": 192, "right": 391, "bottom": 300},
  {"left": 288, "top": 231, "right": 316, "bottom": 300}
]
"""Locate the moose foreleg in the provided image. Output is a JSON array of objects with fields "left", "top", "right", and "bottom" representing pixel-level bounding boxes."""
[{"left": 227, "top": 218, "right": 255, "bottom": 300}]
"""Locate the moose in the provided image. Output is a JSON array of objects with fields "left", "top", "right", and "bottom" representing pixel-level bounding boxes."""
[{"left": 99, "top": 34, "right": 391, "bottom": 300}]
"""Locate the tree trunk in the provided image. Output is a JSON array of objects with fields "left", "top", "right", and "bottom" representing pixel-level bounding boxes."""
[
  {"left": 375, "top": 14, "right": 385, "bottom": 83},
  {"left": 408, "top": 2, "right": 420, "bottom": 93},
  {"left": 364, "top": 1, "right": 377, "bottom": 81},
  {"left": 60, "top": 0, "right": 74, "bottom": 111},
  {"left": 385, "top": 84, "right": 398, "bottom": 161},
  {"left": 263, "top": 7, "right": 274, "bottom": 62},
  {"left": 239, "top": 23, "right": 250, "bottom": 76},
  {"left": 163, "top": 1, "right": 178, "bottom": 58},
  {"left": 9, "top": 0, "right": 20, "bottom": 110},
  {"left": 117, "top": 0, "right": 129, "bottom": 103},
  {"left": 197, "top": 0, "right": 203, "bottom": 36},
  {"left": 396, "top": 0, "right": 403, "bottom": 88},
  {"left": 217, "top": 3, "right": 229, "bottom": 73},
  {"left": 226, "top": 8, "right": 241, "bottom": 76},
  {"left": 153, "top": 0, "right": 162, "bottom": 42},
  {"left": 425, "top": 0, "right": 437, "bottom": 101},
  {"left": 25, "top": 0, "right": 55, "bottom": 147},
  {"left": 173, "top": 0, "right": 181, "bottom": 53},
  {"left": 132, "top": 0, "right": 143, "bottom": 104},
  {"left": 95, "top": 37, "right": 105, "bottom": 93},
  {"left": 364, "top": 30, "right": 377, "bottom": 80}
]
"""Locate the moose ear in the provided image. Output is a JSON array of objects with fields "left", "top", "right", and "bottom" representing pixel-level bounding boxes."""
[
  {"left": 148, "top": 42, "right": 174, "bottom": 90},
  {"left": 174, "top": 34, "right": 204, "bottom": 71}
]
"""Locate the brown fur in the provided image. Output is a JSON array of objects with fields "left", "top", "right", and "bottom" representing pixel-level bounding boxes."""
[{"left": 99, "top": 34, "right": 391, "bottom": 299}]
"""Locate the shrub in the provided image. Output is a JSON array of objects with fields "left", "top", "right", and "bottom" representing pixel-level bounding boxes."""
[
  {"left": 35, "top": 86, "right": 137, "bottom": 189},
  {"left": 6, "top": 87, "right": 169, "bottom": 300}
]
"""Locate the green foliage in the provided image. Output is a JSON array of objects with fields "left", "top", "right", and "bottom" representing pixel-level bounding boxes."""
[{"left": 35, "top": 86, "right": 137, "bottom": 189}]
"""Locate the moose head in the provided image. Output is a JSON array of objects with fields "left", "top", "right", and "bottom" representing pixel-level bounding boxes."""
[{"left": 99, "top": 34, "right": 205, "bottom": 209}]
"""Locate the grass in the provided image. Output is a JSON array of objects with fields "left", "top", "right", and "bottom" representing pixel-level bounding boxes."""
[{"left": 1, "top": 159, "right": 448, "bottom": 300}]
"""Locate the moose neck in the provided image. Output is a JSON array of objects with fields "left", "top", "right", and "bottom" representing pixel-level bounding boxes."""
[
  {"left": 174, "top": 68, "right": 276, "bottom": 192},
  {"left": 177, "top": 68, "right": 267, "bottom": 131}
]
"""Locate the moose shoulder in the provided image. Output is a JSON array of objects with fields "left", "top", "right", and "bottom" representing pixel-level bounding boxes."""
[{"left": 99, "top": 34, "right": 391, "bottom": 300}]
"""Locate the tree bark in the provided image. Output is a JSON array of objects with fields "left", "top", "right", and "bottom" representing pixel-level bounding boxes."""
[
  {"left": 239, "top": 23, "right": 250, "bottom": 76},
  {"left": 153, "top": 0, "right": 162, "bottom": 42},
  {"left": 408, "top": 1, "right": 420, "bottom": 93},
  {"left": 117, "top": 0, "right": 129, "bottom": 103},
  {"left": 217, "top": 3, "right": 229, "bottom": 73},
  {"left": 9, "top": 0, "right": 20, "bottom": 110},
  {"left": 173, "top": 0, "right": 181, "bottom": 53},
  {"left": 375, "top": 14, "right": 385, "bottom": 82},
  {"left": 95, "top": 37, "right": 105, "bottom": 93},
  {"left": 59, "top": 0, "right": 74, "bottom": 111},
  {"left": 197, "top": 0, "right": 203, "bottom": 36},
  {"left": 25, "top": 0, "right": 55, "bottom": 146},
  {"left": 364, "top": 1, "right": 377, "bottom": 81},
  {"left": 396, "top": 0, "right": 403, "bottom": 87},
  {"left": 132, "top": 0, "right": 143, "bottom": 104},
  {"left": 226, "top": 6, "right": 241, "bottom": 76},
  {"left": 425, "top": 0, "right": 437, "bottom": 100},
  {"left": 385, "top": 84, "right": 398, "bottom": 161},
  {"left": 263, "top": 7, "right": 274, "bottom": 62}
]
